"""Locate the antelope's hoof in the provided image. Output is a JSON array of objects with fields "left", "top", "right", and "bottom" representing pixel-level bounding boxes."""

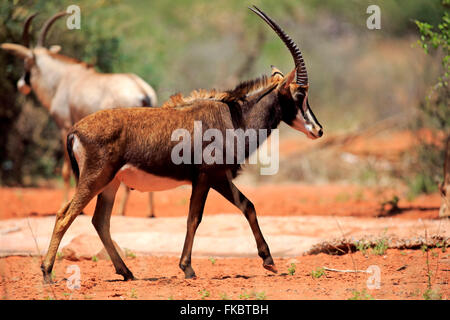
[
  {"left": 122, "top": 275, "right": 135, "bottom": 281},
  {"left": 120, "top": 271, "right": 135, "bottom": 281},
  {"left": 42, "top": 274, "right": 54, "bottom": 284},
  {"left": 183, "top": 267, "right": 197, "bottom": 279},
  {"left": 263, "top": 264, "right": 278, "bottom": 274}
]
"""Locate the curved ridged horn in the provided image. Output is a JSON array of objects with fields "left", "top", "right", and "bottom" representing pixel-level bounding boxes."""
[
  {"left": 37, "top": 11, "right": 68, "bottom": 47},
  {"left": 22, "top": 13, "right": 38, "bottom": 47},
  {"left": 249, "top": 6, "right": 308, "bottom": 85}
]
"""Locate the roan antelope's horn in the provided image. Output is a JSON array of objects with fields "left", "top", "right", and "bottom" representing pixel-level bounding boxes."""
[
  {"left": 37, "top": 11, "right": 68, "bottom": 47},
  {"left": 249, "top": 5, "right": 308, "bottom": 86},
  {"left": 22, "top": 13, "right": 38, "bottom": 48}
]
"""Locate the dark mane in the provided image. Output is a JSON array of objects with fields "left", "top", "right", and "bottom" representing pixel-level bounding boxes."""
[{"left": 162, "top": 75, "right": 280, "bottom": 108}]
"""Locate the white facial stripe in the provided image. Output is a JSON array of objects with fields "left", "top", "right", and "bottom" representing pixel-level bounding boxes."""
[
  {"left": 290, "top": 109, "right": 318, "bottom": 140},
  {"left": 17, "top": 78, "right": 31, "bottom": 95}
]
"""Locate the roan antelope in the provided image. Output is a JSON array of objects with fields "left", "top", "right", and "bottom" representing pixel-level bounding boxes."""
[
  {"left": 1, "top": 12, "right": 157, "bottom": 217},
  {"left": 40, "top": 6, "right": 323, "bottom": 283}
]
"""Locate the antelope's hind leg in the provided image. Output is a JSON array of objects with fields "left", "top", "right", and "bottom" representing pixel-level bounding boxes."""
[
  {"left": 61, "top": 155, "right": 71, "bottom": 203},
  {"left": 41, "top": 184, "right": 99, "bottom": 283},
  {"left": 92, "top": 179, "right": 134, "bottom": 281}
]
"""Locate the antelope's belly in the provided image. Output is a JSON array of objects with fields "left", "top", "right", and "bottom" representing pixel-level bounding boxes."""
[{"left": 116, "top": 164, "right": 189, "bottom": 192}]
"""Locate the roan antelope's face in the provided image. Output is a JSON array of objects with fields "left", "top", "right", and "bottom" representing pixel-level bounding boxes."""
[
  {"left": 17, "top": 54, "right": 35, "bottom": 95},
  {"left": 15, "top": 46, "right": 61, "bottom": 95},
  {"left": 1, "top": 12, "right": 66, "bottom": 96}
]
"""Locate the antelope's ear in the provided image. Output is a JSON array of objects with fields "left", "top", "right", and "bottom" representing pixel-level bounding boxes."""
[
  {"left": 270, "top": 65, "right": 284, "bottom": 81},
  {"left": 0, "top": 43, "right": 32, "bottom": 59},
  {"left": 49, "top": 45, "right": 61, "bottom": 54},
  {"left": 278, "top": 68, "right": 296, "bottom": 92}
]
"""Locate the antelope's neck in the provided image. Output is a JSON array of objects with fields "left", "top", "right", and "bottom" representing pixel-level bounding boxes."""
[{"left": 241, "top": 87, "right": 282, "bottom": 134}]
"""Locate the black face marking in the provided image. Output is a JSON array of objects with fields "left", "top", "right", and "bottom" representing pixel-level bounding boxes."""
[
  {"left": 24, "top": 71, "right": 31, "bottom": 86},
  {"left": 295, "top": 90, "right": 307, "bottom": 116},
  {"left": 278, "top": 87, "right": 298, "bottom": 125},
  {"left": 306, "top": 99, "right": 322, "bottom": 129},
  {"left": 141, "top": 95, "right": 152, "bottom": 107}
]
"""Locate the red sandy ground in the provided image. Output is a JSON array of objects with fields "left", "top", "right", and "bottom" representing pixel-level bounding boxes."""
[
  {"left": 0, "top": 185, "right": 447, "bottom": 300},
  {"left": 1, "top": 249, "right": 448, "bottom": 300},
  {"left": 0, "top": 184, "right": 441, "bottom": 220}
]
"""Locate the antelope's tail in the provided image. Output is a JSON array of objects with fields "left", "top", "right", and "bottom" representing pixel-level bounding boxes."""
[{"left": 66, "top": 133, "right": 80, "bottom": 183}]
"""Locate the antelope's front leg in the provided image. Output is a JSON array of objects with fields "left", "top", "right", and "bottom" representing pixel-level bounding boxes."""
[
  {"left": 148, "top": 192, "right": 155, "bottom": 218},
  {"left": 179, "top": 173, "right": 210, "bottom": 279},
  {"left": 117, "top": 183, "right": 130, "bottom": 216},
  {"left": 212, "top": 179, "right": 276, "bottom": 273}
]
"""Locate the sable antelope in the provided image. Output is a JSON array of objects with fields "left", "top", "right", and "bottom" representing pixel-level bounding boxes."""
[
  {"left": 40, "top": 6, "right": 323, "bottom": 283},
  {"left": 1, "top": 12, "right": 157, "bottom": 217}
]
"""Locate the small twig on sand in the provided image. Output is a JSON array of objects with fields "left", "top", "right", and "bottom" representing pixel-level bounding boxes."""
[{"left": 323, "top": 267, "right": 368, "bottom": 273}]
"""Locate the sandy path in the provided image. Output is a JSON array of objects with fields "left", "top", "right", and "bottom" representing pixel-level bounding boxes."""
[
  {"left": 1, "top": 250, "right": 448, "bottom": 300},
  {"left": 1, "top": 214, "right": 447, "bottom": 258}
]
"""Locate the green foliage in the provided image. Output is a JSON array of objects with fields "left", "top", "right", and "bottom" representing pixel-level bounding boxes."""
[
  {"left": 239, "top": 290, "right": 266, "bottom": 300},
  {"left": 239, "top": 292, "right": 251, "bottom": 300},
  {"left": 287, "top": 263, "right": 296, "bottom": 276},
  {"left": 379, "top": 195, "right": 400, "bottom": 215},
  {"left": 423, "top": 288, "right": 442, "bottom": 300},
  {"left": 355, "top": 240, "right": 370, "bottom": 255},
  {"left": 198, "top": 289, "right": 210, "bottom": 300},
  {"left": 372, "top": 238, "right": 389, "bottom": 256},
  {"left": 124, "top": 248, "right": 136, "bottom": 259},
  {"left": 220, "top": 292, "right": 230, "bottom": 300},
  {"left": 0, "top": 0, "right": 126, "bottom": 185},
  {"left": 56, "top": 251, "right": 63, "bottom": 261},
  {"left": 409, "top": 0, "right": 450, "bottom": 197},
  {"left": 408, "top": 172, "right": 440, "bottom": 199},
  {"left": 436, "top": 240, "right": 448, "bottom": 252},
  {"left": 415, "top": 4, "right": 450, "bottom": 131},
  {"left": 348, "top": 289, "right": 374, "bottom": 300},
  {"left": 311, "top": 267, "right": 326, "bottom": 279},
  {"left": 254, "top": 291, "right": 266, "bottom": 300}
]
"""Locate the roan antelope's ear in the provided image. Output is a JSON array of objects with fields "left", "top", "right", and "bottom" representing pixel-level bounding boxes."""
[
  {"left": 0, "top": 43, "right": 33, "bottom": 59},
  {"left": 270, "top": 65, "right": 284, "bottom": 81},
  {"left": 49, "top": 45, "right": 62, "bottom": 54}
]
